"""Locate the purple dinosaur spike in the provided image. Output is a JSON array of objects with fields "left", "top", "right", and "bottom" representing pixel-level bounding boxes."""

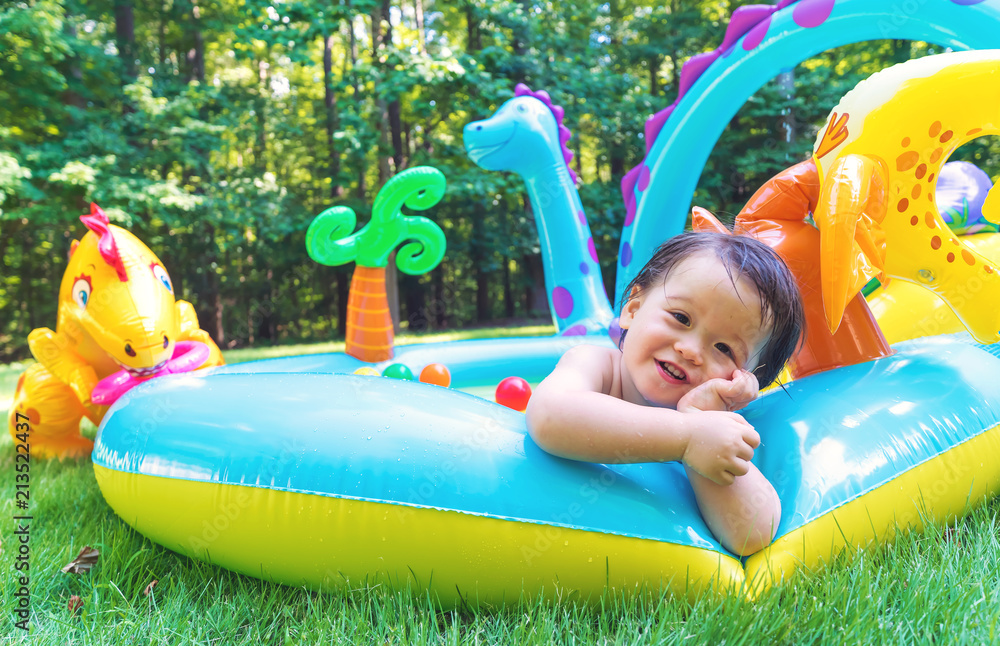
[
  {"left": 720, "top": 5, "right": 778, "bottom": 52},
  {"left": 620, "top": 1, "right": 801, "bottom": 217},
  {"left": 515, "top": 83, "right": 579, "bottom": 183}
]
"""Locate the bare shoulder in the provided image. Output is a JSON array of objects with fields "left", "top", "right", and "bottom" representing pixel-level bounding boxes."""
[{"left": 540, "top": 343, "right": 619, "bottom": 395}]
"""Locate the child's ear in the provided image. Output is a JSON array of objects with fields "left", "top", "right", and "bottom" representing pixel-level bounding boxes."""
[{"left": 619, "top": 287, "right": 642, "bottom": 329}]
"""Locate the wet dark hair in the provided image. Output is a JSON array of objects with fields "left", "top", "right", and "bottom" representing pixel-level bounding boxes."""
[{"left": 619, "top": 231, "right": 804, "bottom": 387}]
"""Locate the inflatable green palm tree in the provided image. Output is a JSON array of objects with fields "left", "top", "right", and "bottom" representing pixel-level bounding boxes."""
[{"left": 306, "top": 167, "right": 446, "bottom": 362}]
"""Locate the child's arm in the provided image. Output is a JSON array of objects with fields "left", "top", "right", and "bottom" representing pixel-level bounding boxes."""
[
  {"left": 525, "top": 346, "right": 760, "bottom": 484},
  {"left": 678, "top": 370, "right": 781, "bottom": 555}
]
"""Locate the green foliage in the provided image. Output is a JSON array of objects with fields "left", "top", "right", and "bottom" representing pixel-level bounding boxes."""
[{"left": 1, "top": 1, "right": 998, "bottom": 359}]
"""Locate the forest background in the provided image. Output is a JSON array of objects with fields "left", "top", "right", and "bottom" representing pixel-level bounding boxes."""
[{"left": 2, "top": 0, "right": 998, "bottom": 361}]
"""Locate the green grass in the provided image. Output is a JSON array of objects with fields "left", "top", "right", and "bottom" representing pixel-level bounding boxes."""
[{"left": 2, "top": 329, "right": 1000, "bottom": 643}]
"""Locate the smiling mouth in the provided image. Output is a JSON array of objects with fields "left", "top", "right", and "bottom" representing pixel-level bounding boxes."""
[
  {"left": 657, "top": 360, "right": 688, "bottom": 382},
  {"left": 466, "top": 124, "right": 518, "bottom": 162},
  {"left": 124, "top": 359, "right": 168, "bottom": 378}
]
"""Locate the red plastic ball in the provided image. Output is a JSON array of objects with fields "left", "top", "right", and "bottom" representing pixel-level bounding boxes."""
[
  {"left": 419, "top": 363, "right": 451, "bottom": 387},
  {"left": 495, "top": 376, "right": 532, "bottom": 411}
]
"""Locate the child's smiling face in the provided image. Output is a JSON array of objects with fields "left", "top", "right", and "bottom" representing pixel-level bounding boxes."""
[{"left": 618, "top": 251, "right": 771, "bottom": 408}]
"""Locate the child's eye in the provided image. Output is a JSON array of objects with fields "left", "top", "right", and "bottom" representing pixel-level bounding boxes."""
[
  {"left": 671, "top": 312, "right": 690, "bottom": 326},
  {"left": 715, "top": 342, "right": 734, "bottom": 357}
]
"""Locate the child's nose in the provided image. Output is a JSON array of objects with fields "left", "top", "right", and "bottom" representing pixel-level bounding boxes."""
[{"left": 675, "top": 338, "right": 703, "bottom": 365}]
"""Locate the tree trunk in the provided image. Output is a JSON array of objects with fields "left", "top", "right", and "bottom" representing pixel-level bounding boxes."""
[
  {"left": 471, "top": 209, "right": 491, "bottom": 322},
  {"left": 324, "top": 32, "right": 344, "bottom": 199},
  {"left": 371, "top": 8, "right": 391, "bottom": 184},
  {"left": 382, "top": 0, "right": 406, "bottom": 175},
  {"left": 466, "top": 1, "right": 481, "bottom": 52},
  {"left": 777, "top": 70, "right": 795, "bottom": 146},
  {"left": 503, "top": 255, "right": 514, "bottom": 318},
  {"left": 389, "top": 101, "right": 404, "bottom": 172},
  {"left": 401, "top": 273, "right": 426, "bottom": 331},
  {"left": 512, "top": 0, "right": 529, "bottom": 56},
  {"left": 474, "top": 265, "right": 490, "bottom": 323},
  {"left": 386, "top": 255, "right": 400, "bottom": 333},
  {"left": 432, "top": 265, "right": 446, "bottom": 328},
  {"left": 522, "top": 253, "right": 548, "bottom": 316},
  {"left": 347, "top": 15, "right": 366, "bottom": 197},
  {"left": 257, "top": 57, "right": 269, "bottom": 171},
  {"left": 372, "top": 0, "right": 404, "bottom": 174},
  {"left": 185, "top": 0, "right": 205, "bottom": 83},
  {"left": 336, "top": 268, "right": 349, "bottom": 336},
  {"left": 158, "top": 0, "right": 168, "bottom": 72},
  {"left": 115, "top": 1, "right": 137, "bottom": 83},
  {"left": 258, "top": 268, "right": 275, "bottom": 341},
  {"left": 115, "top": 0, "right": 136, "bottom": 117},
  {"left": 346, "top": 265, "right": 395, "bottom": 362},
  {"left": 211, "top": 287, "right": 225, "bottom": 346},
  {"left": 23, "top": 232, "right": 35, "bottom": 331},
  {"left": 62, "top": 20, "right": 84, "bottom": 110},
  {"left": 414, "top": 0, "right": 425, "bottom": 52}
]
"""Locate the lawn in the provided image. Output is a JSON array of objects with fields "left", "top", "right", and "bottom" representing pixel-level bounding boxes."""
[{"left": 2, "top": 327, "right": 1000, "bottom": 644}]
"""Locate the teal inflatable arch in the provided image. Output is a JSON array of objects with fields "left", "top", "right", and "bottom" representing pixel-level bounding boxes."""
[{"left": 616, "top": 0, "right": 1000, "bottom": 306}]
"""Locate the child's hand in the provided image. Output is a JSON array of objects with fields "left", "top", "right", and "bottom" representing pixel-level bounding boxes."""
[
  {"left": 677, "top": 369, "right": 759, "bottom": 413},
  {"left": 681, "top": 410, "right": 760, "bottom": 486}
]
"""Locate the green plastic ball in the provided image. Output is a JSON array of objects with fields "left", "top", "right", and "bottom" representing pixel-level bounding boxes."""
[{"left": 382, "top": 363, "right": 415, "bottom": 380}]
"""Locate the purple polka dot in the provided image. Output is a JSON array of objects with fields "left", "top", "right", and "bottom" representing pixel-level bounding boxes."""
[
  {"left": 587, "top": 237, "right": 598, "bottom": 263},
  {"left": 579, "top": 262, "right": 589, "bottom": 274},
  {"left": 608, "top": 317, "right": 622, "bottom": 345},
  {"left": 561, "top": 324, "right": 587, "bottom": 337},
  {"left": 637, "top": 166, "right": 651, "bottom": 192},
  {"left": 577, "top": 209, "right": 587, "bottom": 224},
  {"left": 793, "top": 0, "right": 834, "bottom": 28},
  {"left": 552, "top": 287, "right": 574, "bottom": 319},
  {"left": 624, "top": 200, "right": 636, "bottom": 227},
  {"left": 742, "top": 15, "right": 771, "bottom": 50},
  {"left": 620, "top": 241, "right": 633, "bottom": 268},
  {"left": 950, "top": 0, "right": 985, "bottom": 4}
]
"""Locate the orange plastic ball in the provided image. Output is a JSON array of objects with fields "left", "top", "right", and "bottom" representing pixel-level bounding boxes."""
[
  {"left": 419, "top": 363, "right": 451, "bottom": 387},
  {"left": 495, "top": 376, "right": 532, "bottom": 411}
]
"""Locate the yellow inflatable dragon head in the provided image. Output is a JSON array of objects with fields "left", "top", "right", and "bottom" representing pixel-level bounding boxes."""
[{"left": 59, "top": 203, "right": 180, "bottom": 375}]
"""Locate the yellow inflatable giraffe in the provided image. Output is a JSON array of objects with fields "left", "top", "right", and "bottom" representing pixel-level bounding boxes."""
[{"left": 812, "top": 49, "right": 1000, "bottom": 342}]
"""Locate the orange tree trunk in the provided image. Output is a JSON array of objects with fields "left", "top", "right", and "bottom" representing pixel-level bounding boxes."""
[{"left": 345, "top": 265, "right": 394, "bottom": 363}]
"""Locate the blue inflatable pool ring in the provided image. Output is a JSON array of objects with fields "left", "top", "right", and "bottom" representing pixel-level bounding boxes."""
[{"left": 93, "top": 334, "right": 1000, "bottom": 603}]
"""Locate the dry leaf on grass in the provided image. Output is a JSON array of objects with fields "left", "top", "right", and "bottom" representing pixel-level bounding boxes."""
[
  {"left": 61, "top": 546, "right": 100, "bottom": 574},
  {"left": 68, "top": 595, "right": 83, "bottom": 615},
  {"left": 144, "top": 580, "right": 158, "bottom": 596}
]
